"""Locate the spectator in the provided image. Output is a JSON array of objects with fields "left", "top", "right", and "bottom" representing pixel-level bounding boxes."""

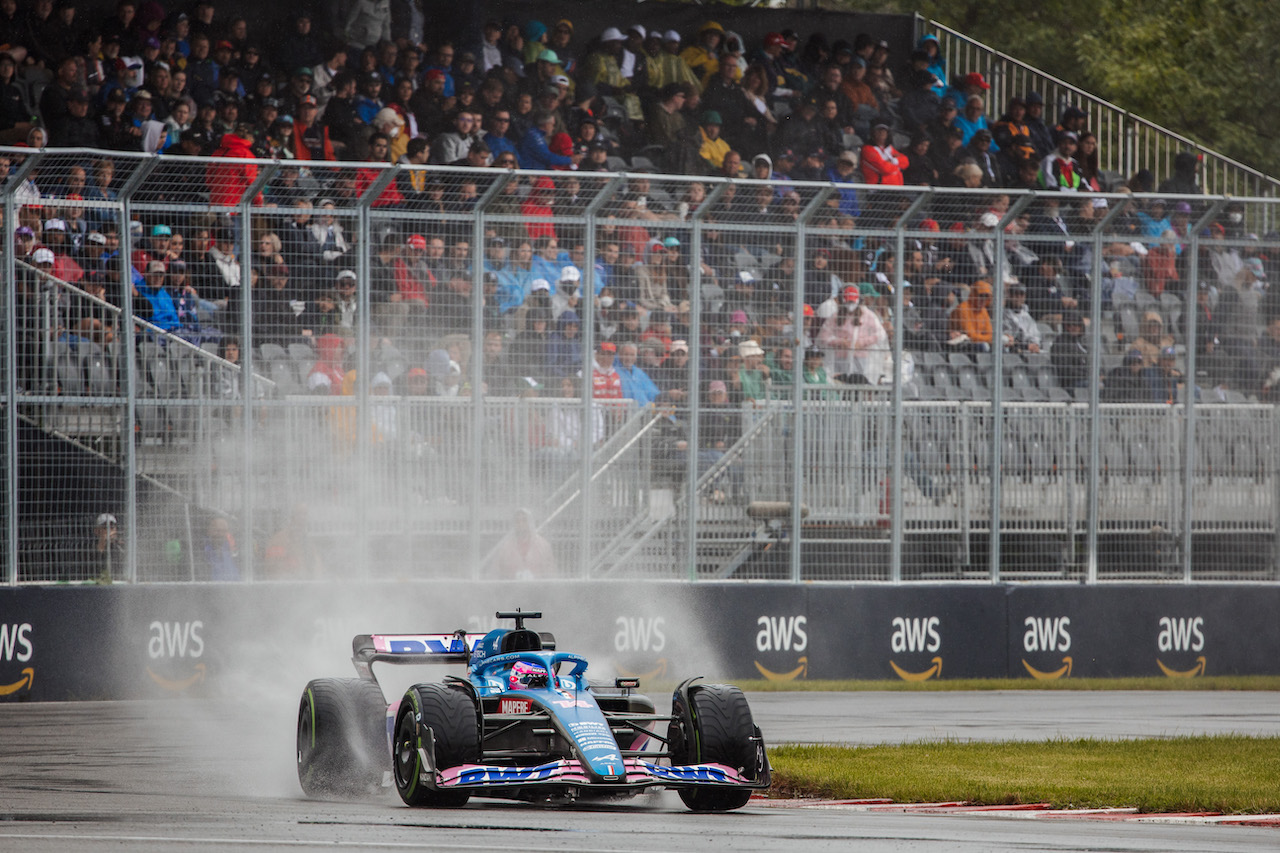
[
  {"left": 1050, "top": 310, "right": 1090, "bottom": 389},
  {"left": 1259, "top": 317, "right": 1280, "bottom": 402},
  {"left": 1023, "top": 91, "right": 1054, "bottom": 159},
  {"left": 200, "top": 515, "right": 239, "bottom": 581},
  {"left": 682, "top": 20, "right": 725, "bottom": 82},
  {"left": 614, "top": 341, "right": 660, "bottom": 405},
  {"left": 950, "top": 279, "right": 997, "bottom": 352},
  {"left": 518, "top": 109, "right": 576, "bottom": 171},
  {"left": 954, "top": 95, "right": 996, "bottom": 148},
  {"left": 1037, "top": 130, "right": 1084, "bottom": 191},
  {"left": 548, "top": 309, "right": 583, "bottom": 378},
  {"left": 489, "top": 508, "right": 556, "bottom": 580},
  {"left": 817, "top": 285, "right": 889, "bottom": 383},
  {"left": 647, "top": 29, "right": 700, "bottom": 92},
  {"left": 84, "top": 513, "right": 125, "bottom": 581},
  {"left": 1133, "top": 311, "right": 1173, "bottom": 367},
  {"left": 591, "top": 340, "right": 623, "bottom": 399},
  {"left": 735, "top": 339, "right": 771, "bottom": 401},
  {"left": 698, "top": 110, "right": 730, "bottom": 171},
  {"left": 1002, "top": 281, "right": 1041, "bottom": 353},
  {"left": 136, "top": 259, "right": 181, "bottom": 331},
  {"left": 1103, "top": 348, "right": 1149, "bottom": 402},
  {"left": 696, "top": 379, "right": 742, "bottom": 502},
  {"left": 860, "top": 122, "right": 908, "bottom": 185},
  {"left": 1142, "top": 345, "right": 1183, "bottom": 404}
]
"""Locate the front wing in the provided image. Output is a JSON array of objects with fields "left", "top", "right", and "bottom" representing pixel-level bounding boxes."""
[{"left": 433, "top": 757, "right": 769, "bottom": 794}]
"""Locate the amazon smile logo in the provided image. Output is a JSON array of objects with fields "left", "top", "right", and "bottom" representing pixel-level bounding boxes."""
[
  {"left": 146, "top": 662, "right": 206, "bottom": 691},
  {"left": 0, "top": 667, "right": 34, "bottom": 695},
  {"left": 1022, "top": 656, "right": 1073, "bottom": 680},
  {"left": 615, "top": 658, "right": 667, "bottom": 681},
  {"left": 754, "top": 656, "right": 808, "bottom": 681},
  {"left": 1157, "top": 655, "right": 1206, "bottom": 677},
  {"left": 890, "top": 657, "right": 942, "bottom": 681}
]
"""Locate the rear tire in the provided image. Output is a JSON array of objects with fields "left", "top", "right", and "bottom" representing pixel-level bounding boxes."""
[
  {"left": 672, "top": 684, "right": 757, "bottom": 812},
  {"left": 393, "top": 683, "right": 480, "bottom": 807},
  {"left": 297, "top": 678, "right": 389, "bottom": 800}
]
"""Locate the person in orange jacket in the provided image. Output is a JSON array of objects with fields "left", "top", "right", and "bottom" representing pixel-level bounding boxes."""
[
  {"left": 859, "top": 122, "right": 908, "bottom": 185},
  {"left": 950, "top": 279, "right": 1009, "bottom": 352}
]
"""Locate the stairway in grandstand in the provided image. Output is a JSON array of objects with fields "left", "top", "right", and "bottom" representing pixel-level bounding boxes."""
[{"left": 8, "top": 263, "right": 275, "bottom": 581}]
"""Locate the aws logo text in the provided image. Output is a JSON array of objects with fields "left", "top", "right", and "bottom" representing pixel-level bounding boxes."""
[
  {"left": 148, "top": 621, "right": 204, "bottom": 659},
  {"left": 614, "top": 616, "right": 665, "bottom": 652},
  {"left": 0, "top": 623, "right": 33, "bottom": 662},
  {"left": 756, "top": 616, "right": 807, "bottom": 652},
  {"left": 1158, "top": 616, "right": 1204, "bottom": 652},
  {"left": 1023, "top": 616, "right": 1071, "bottom": 652},
  {"left": 891, "top": 616, "right": 940, "bottom": 653}
]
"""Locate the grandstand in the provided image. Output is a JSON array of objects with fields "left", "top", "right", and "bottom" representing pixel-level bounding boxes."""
[{"left": 1, "top": 2, "right": 1278, "bottom": 586}]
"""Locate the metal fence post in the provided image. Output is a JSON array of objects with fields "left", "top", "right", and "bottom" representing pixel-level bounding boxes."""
[
  {"left": 892, "top": 191, "right": 933, "bottom": 583},
  {"left": 1087, "top": 197, "right": 1128, "bottom": 584},
  {"left": 685, "top": 182, "right": 729, "bottom": 581},
  {"left": 2, "top": 177, "right": 18, "bottom": 586},
  {"left": 116, "top": 155, "right": 162, "bottom": 583},
  {"left": 1181, "top": 200, "right": 1227, "bottom": 582}
]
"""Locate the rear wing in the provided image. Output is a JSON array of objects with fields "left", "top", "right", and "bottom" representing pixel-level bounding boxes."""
[{"left": 351, "top": 631, "right": 558, "bottom": 678}]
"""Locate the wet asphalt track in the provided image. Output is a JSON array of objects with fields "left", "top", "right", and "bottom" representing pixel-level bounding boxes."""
[{"left": 1, "top": 692, "right": 1277, "bottom": 852}]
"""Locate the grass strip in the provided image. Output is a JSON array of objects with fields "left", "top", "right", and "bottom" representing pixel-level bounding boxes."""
[
  {"left": 731, "top": 675, "right": 1280, "bottom": 692},
  {"left": 768, "top": 735, "right": 1280, "bottom": 813}
]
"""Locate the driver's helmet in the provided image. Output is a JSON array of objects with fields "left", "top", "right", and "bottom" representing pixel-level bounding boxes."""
[{"left": 508, "top": 660, "right": 549, "bottom": 690}]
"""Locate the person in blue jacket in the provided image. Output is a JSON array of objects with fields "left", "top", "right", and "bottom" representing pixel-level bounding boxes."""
[
  {"left": 916, "top": 34, "right": 946, "bottom": 97},
  {"left": 136, "top": 260, "right": 181, "bottom": 331},
  {"left": 518, "top": 110, "right": 578, "bottom": 170},
  {"left": 548, "top": 309, "right": 584, "bottom": 377},
  {"left": 614, "top": 341, "right": 660, "bottom": 405}
]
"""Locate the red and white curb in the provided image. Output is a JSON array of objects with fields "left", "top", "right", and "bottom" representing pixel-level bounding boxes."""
[{"left": 750, "top": 796, "right": 1280, "bottom": 826}]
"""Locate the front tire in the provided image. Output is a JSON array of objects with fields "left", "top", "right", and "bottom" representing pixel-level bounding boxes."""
[
  {"left": 296, "top": 677, "right": 388, "bottom": 800},
  {"left": 393, "top": 683, "right": 480, "bottom": 807},
  {"left": 671, "top": 683, "right": 758, "bottom": 811}
]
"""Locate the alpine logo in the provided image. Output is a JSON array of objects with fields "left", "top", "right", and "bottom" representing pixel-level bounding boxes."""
[{"left": 499, "top": 697, "right": 532, "bottom": 714}]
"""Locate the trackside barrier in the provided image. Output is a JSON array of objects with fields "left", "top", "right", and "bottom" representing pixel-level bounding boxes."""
[
  {"left": 3, "top": 148, "right": 1280, "bottom": 586},
  {"left": 1, "top": 582, "right": 1277, "bottom": 701}
]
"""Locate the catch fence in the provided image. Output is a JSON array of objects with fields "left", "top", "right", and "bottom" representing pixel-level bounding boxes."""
[{"left": 2, "top": 146, "right": 1279, "bottom": 584}]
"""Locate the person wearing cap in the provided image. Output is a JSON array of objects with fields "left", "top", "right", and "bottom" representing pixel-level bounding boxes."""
[
  {"left": 1002, "top": 280, "right": 1041, "bottom": 353},
  {"left": 1102, "top": 348, "right": 1151, "bottom": 403},
  {"left": 859, "top": 122, "right": 909, "bottom": 185},
  {"left": 1140, "top": 345, "right": 1184, "bottom": 404},
  {"left": 825, "top": 149, "right": 862, "bottom": 219},
  {"left": 680, "top": 20, "right": 725, "bottom": 82},
  {"left": 816, "top": 284, "right": 890, "bottom": 383},
  {"left": 578, "top": 26, "right": 642, "bottom": 120},
  {"left": 992, "top": 97, "right": 1035, "bottom": 166},
  {"left": 646, "top": 27, "right": 700, "bottom": 92},
  {"left": 82, "top": 512, "right": 125, "bottom": 581},
  {"left": 136, "top": 259, "right": 182, "bottom": 332},
  {"left": 1037, "top": 129, "right": 1083, "bottom": 192},
  {"left": 965, "top": 128, "right": 1003, "bottom": 187},
  {"left": 1023, "top": 91, "right": 1055, "bottom": 159},
  {"left": 696, "top": 109, "right": 731, "bottom": 171},
  {"left": 1050, "top": 310, "right": 1090, "bottom": 389},
  {"left": 591, "top": 340, "right": 624, "bottom": 399}
]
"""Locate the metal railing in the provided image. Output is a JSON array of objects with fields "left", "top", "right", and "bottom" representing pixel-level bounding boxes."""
[
  {"left": 3, "top": 146, "right": 1279, "bottom": 585},
  {"left": 924, "top": 18, "right": 1280, "bottom": 210}
]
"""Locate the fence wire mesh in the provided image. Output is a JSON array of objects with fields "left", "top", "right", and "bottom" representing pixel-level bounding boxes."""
[{"left": 2, "top": 147, "right": 1279, "bottom": 584}]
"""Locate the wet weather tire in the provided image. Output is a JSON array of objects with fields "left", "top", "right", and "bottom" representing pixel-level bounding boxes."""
[
  {"left": 393, "top": 683, "right": 480, "bottom": 808},
  {"left": 297, "top": 678, "right": 389, "bottom": 800},
  {"left": 673, "top": 684, "right": 757, "bottom": 812}
]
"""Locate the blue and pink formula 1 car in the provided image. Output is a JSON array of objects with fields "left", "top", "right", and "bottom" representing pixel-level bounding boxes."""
[{"left": 296, "top": 610, "right": 770, "bottom": 811}]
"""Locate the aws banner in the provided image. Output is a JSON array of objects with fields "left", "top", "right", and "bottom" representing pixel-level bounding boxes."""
[
  {"left": 1007, "top": 585, "right": 1280, "bottom": 679},
  {"left": 3, "top": 582, "right": 1280, "bottom": 701}
]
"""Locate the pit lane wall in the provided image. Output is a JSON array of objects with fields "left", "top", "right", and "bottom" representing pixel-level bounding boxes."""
[{"left": 1, "top": 583, "right": 1277, "bottom": 701}]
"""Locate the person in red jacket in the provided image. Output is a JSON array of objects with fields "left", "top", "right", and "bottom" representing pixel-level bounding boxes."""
[
  {"left": 859, "top": 122, "right": 909, "bottom": 185},
  {"left": 591, "top": 340, "right": 623, "bottom": 399},
  {"left": 206, "top": 123, "right": 263, "bottom": 207}
]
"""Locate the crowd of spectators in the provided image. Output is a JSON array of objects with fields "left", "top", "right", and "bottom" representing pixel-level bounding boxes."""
[{"left": 6, "top": 0, "right": 1280, "bottom": 421}]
